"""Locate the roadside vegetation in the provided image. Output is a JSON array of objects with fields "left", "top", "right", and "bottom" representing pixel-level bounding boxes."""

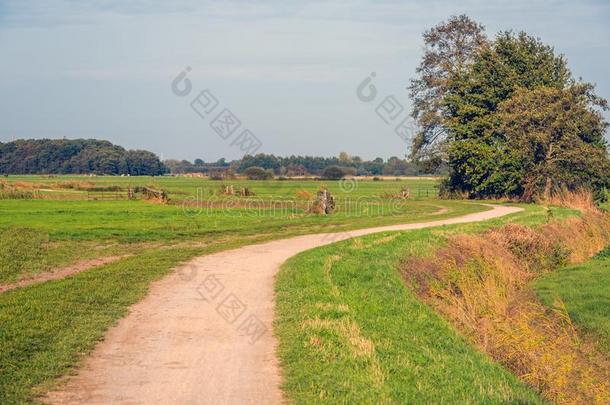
[
  {"left": 402, "top": 203, "right": 609, "bottom": 403},
  {"left": 534, "top": 246, "right": 610, "bottom": 353},
  {"left": 276, "top": 198, "right": 609, "bottom": 403},
  {"left": 0, "top": 247, "right": 201, "bottom": 403},
  {"left": 275, "top": 204, "right": 577, "bottom": 403}
]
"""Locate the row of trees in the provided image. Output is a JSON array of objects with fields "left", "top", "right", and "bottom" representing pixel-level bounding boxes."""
[
  {"left": 409, "top": 15, "right": 610, "bottom": 200},
  {"left": 166, "top": 153, "right": 445, "bottom": 177},
  {"left": 0, "top": 139, "right": 440, "bottom": 177},
  {"left": 0, "top": 139, "right": 167, "bottom": 175}
]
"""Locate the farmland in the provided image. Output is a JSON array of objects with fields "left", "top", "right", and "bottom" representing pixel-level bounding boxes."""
[
  {"left": 0, "top": 175, "right": 493, "bottom": 403},
  {"left": 1, "top": 175, "right": 608, "bottom": 404},
  {"left": 0, "top": 175, "right": 466, "bottom": 284}
]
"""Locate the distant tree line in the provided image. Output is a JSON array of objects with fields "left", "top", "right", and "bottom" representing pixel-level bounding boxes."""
[
  {"left": 0, "top": 139, "right": 167, "bottom": 175},
  {"left": 164, "top": 153, "right": 446, "bottom": 177}
]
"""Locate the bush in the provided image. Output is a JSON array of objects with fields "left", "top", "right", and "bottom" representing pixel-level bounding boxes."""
[
  {"left": 208, "top": 171, "right": 225, "bottom": 180},
  {"left": 243, "top": 166, "right": 273, "bottom": 180},
  {"left": 321, "top": 166, "right": 346, "bottom": 180}
]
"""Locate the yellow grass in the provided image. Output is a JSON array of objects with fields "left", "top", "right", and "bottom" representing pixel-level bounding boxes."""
[{"left": 402, "top": 202, "right": 610, "bottom": 404}]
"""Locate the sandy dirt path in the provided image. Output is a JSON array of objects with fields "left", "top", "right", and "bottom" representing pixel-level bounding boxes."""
[{"left": 45, "top": 204, "right": 521, "bottom": 405}]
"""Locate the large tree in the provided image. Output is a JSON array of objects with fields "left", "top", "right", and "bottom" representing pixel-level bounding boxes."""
[
  {"left": 443, "top": 31, "right": 575, "bottom": 197},
  {"left": 408, "top": 14, "right": 487, "bottom": 161},
  {"left": 411, "top": 17, "right": 609, "bottom": 200}
]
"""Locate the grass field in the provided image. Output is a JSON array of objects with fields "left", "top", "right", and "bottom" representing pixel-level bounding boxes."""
[
  {"left": 534, "top": 246, "right": 610, "bottom": 352},
  {"left": 1, "top": 175, "right": 599, "bottom": 404},
  {"left": 0, "top": 175, "right": 493, "bottom": 403},
  {"left": 274, "top": 204, "right": 577, "bottom": 404},
  {"left": 1, "top": 175, "right": 441, "bottom": 201},
  {"left": 0, "top": 175, "right": 471, "bottom": 285}
]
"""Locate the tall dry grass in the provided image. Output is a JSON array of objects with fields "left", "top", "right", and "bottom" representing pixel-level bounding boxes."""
[
  {"left": 402, "top": 197, "right": 610, "bottom": 404},
  {"left": 538, "top": 187, "right": 601, "bottom": 214}
]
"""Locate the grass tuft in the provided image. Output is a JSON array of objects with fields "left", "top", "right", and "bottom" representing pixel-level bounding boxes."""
[{"left": 0, "top": 228, "right": 49, "bottom": 283}]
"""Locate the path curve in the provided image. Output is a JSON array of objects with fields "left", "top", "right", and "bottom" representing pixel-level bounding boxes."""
[{"left": 46, "top": 204, "right": 522, "bottom": 405}]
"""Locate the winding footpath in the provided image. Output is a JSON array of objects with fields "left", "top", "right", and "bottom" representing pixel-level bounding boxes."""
[{"left": 46, "top": 204, "right": 522, "bottom": 405}]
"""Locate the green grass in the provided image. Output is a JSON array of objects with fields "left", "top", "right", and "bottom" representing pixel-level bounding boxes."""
[
  {"left": 0, "top": 199, "right": 479, "bottom": 243},
  {"left": 2, "top": 175, "right": 441, "bottom": 202},
  {"left": 0, "top": 176, "right": 491, "bottom": 402},
  {"left": 1, "top": 227, "right": 314, "bottom": 404},
  {"left": 534, "top": 246, "right": 610, "bottom": 352},
  {"left": 0, "top": 228, "right": 48, "bottom": 283},
  {"left": 0, "top": 176, "right": 484, "bottom": 283},
  {"left": 0, "top": 175, "right": 574, "bottom": 403},
  {"left": 0, "top": 247, "right": 205, "bottom": 404},
  {"left": 0, "top": 198, "right": 484, "bottom": 283},
  {"left": 274, "top": 204, "right": 574, "bottom": 404}
]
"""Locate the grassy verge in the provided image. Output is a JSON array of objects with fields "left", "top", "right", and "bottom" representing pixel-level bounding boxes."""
[
  {"left": 534, "top": 246, "right": 610, "bottom": 352},
  {"left": 274, "top": 204, "right": 566, "bottom": 403},
  {"left": 400, "top": 209, "right": 609, "bottom": 403},
  {"left": 0, "top": 227, "right": 331, "bottom": 404}
]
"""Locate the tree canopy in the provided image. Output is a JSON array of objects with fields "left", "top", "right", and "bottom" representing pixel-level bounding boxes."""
[
  {"left": 410, "top": 16, "right": 609, "bottom": 200},
  {"left": 409, "top": 14, "right": 488, "bottom": 161},
  {"left": 0, "top": 139, "right": 167, "bottom": 176}
]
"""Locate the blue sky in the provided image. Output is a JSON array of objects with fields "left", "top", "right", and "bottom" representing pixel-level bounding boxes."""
[{"left": 1, "top": 0, "right": 609, "bottom": 161}]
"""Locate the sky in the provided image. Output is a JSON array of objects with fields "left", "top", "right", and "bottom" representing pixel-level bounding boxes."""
[{"left": 0, "top": 0, "right": 609, "bottom": 162}]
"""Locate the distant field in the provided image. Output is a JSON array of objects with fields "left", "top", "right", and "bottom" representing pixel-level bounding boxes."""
[
  {"left": 0, "top": 175, "right": 459, "bottom": 285},
  {"left": 1, "top": 175, "right": 441, "bottom": 201},
  {"left": 534, "top": 246, "right": 610, "bottom": 352}
]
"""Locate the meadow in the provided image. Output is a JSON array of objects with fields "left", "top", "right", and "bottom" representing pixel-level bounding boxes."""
[
  {"left": 0, "top": 174, "right": 488, "bottom": 403},
  {"left": 1, "top": 175, "right": 607, "bottom": 404},
  {"left": 0, "top": 176, "right": 481, "bottom": 285}
]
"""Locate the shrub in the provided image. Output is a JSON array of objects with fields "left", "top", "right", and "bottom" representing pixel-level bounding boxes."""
[
  {"left": 243, "top": 166, "right": 273, "bottom": 180},
  {"left": 321, "top": 166, "right": 346, "bottom": 180}
]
